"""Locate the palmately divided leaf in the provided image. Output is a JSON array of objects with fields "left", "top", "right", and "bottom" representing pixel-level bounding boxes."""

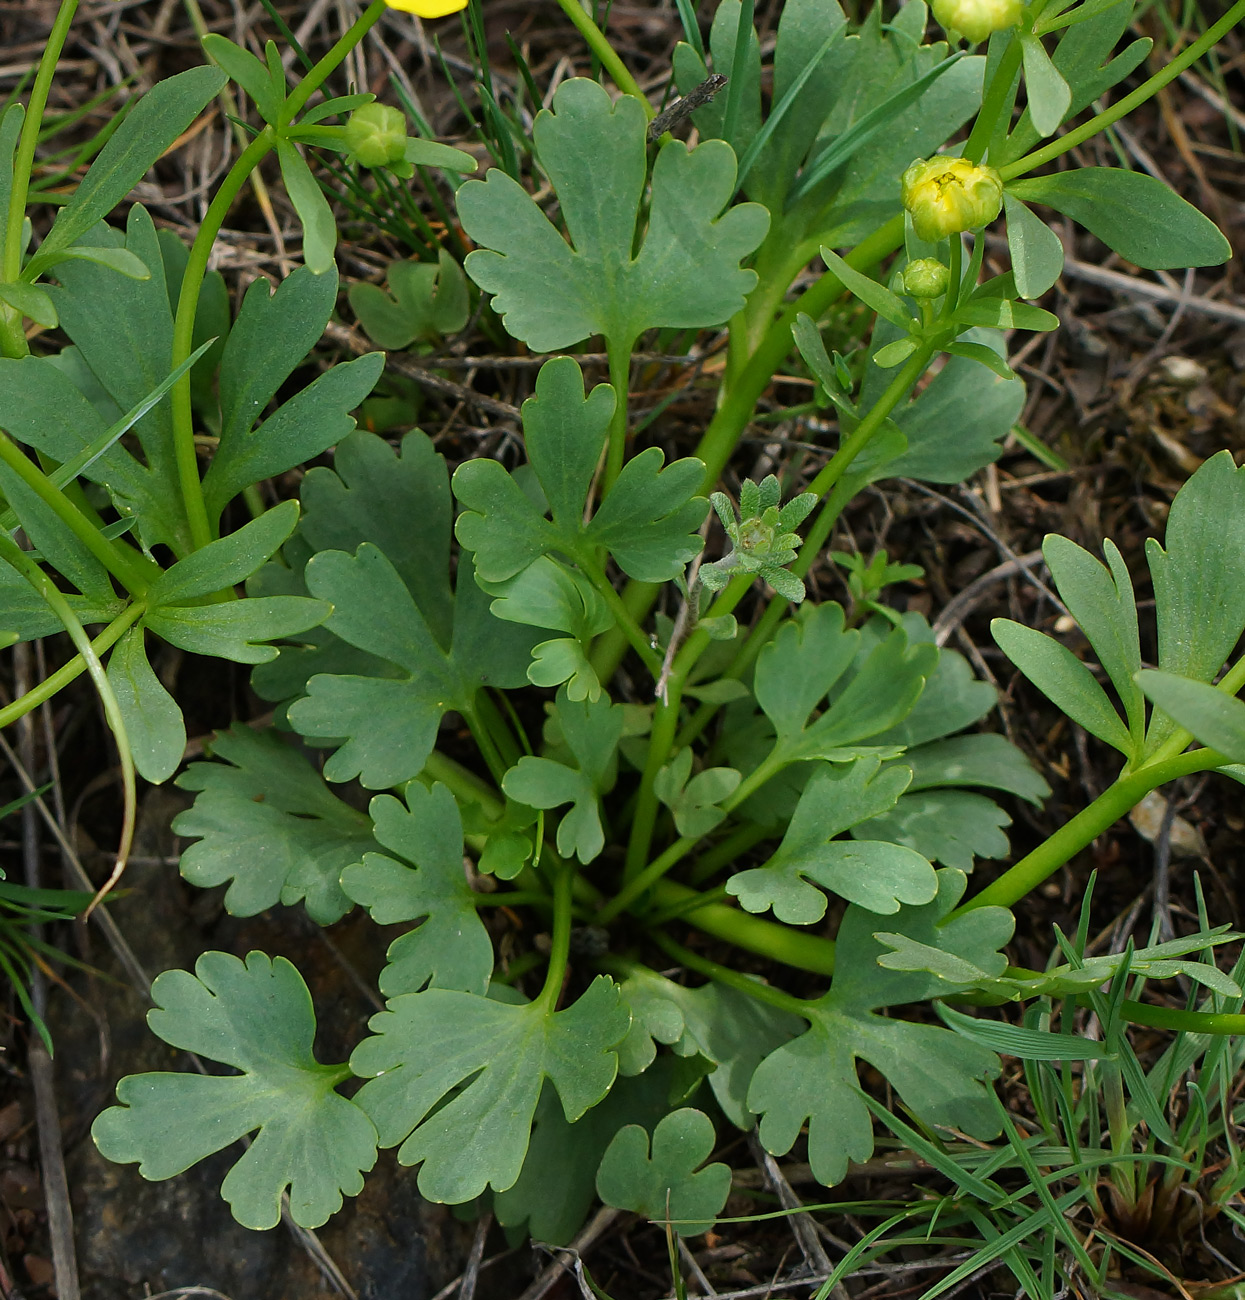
[
  {"left": 728, "top": 757, "right": 935, "bottom": 921},
  {"left": 173, "top": 725, "right": 374, "bottom": 924},
  {"left": 596, "top": 1108, "right": 730, "bottom": 1236},
  {"left": 653, "top": 749, "right": 742, "bottom": 839},
  {"left": 92, "top": 951, "right": 377, "bottom": 1229},
  {"left": 457, "top": 78, "right": 768, "bottom": 352},
  {"left": 501, "top": 690, "right": 624, "bottom": 862},
  {"left": 454, "top": 358, "right": 707, "bottom": 585},
  {"left": 748, "top": 870, "right": 1014, "bottom": 1185},
  {"left": 351, "top": 975, "right": 630, "bottom": 1204},
  {"left": 617, "top": 968, "right": 802, "bottom": 1127},
  {"left": 854, "top": 789, "right": 1011, "bottom": 871},
  {"left": 341, "top": 782, "right": 494, "bottom": 995},
  {"left": 904, "top": 733, "right": 1051, "bottom": 804}
]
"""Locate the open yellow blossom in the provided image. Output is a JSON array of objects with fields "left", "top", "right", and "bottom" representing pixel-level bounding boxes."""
[
  {"left": 901, "top": 156, "right": 1003, "bottom": 243},
  {"left": 383, "top": 0, "right": 467, "bottom": 16}
]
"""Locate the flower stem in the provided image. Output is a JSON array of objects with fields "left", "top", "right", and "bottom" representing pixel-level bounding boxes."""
[
  {"left": 0, "top": 432, "right": 158, "bottom": 593},
  {"left": 169, "top": 129, "right": 275, "bottom": 550},
  {"left": 0, "top": 600, "right": 145, "bottom": 729},
  {"left": 954, "top": 748, "right": 1227, "bottom": 914},
  {"left": 1, "top": 0, "right": 80, "bottom": 359},
  {"left": 552, "top": 0, "right": 652, "bottom": 113},
  {"left": 282, "top": 0, "right": 387, "bottom": 123},
  {"left": 1000, "top": 0, "right": 1245, "bottom": 182}
]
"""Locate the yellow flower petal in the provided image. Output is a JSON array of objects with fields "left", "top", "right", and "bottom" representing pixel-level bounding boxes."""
[{"left": 383, "top": 0, "right": 467, "bottom": 16}]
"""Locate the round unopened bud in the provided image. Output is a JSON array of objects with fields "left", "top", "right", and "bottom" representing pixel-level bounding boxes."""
[
  {"left": 902, "top": 258, "right": 951, "bottom": 298},
  {"left": 345, "top": 104, "right": 408, "bottom": 169},
  {"left": 932, "top": 0, "right": 1023, "bottom": 42},
  {"left": 901, "top": 156, "right": 1004, "bottom": 243}
]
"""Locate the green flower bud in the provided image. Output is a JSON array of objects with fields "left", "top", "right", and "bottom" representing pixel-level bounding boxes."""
[
  {"left": 901, "top": 156, "right": 1004, "bottom": 243},
  {"left": 932, "top": 0, "right": 1023, "bottom": 42},
  {"left": 902, "top": 258, "right": 950, "bottom": 299},
  {"left": 345, "top": 104, "right": 408, "bottom": 169}
]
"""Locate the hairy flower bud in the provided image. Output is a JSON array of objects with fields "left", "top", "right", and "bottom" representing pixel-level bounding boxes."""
[
  {"left": 901, "top": 258, "right": 951, "bottom": 298},
  {"left": 383, "top": 0, "right": 467, "bottom": 13},
  {"left": 345, "top": 104, "right": 408, "bottom": 169},
  {"left": 901, "top": 156, "right": 1004, "bottom": 243},
  {"left": 932, "top": 0, "right": 1023, "bottom": 42}
]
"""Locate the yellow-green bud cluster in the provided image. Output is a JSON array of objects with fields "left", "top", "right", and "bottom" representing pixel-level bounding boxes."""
[
  {"left": 932, "top": 0, "right": 1023, "bottom": 42},
  {"left": 902, "top": 258, "right": 951, "bottom": 299},
  {"left": 901, "top": 156, "right": 1004, "bottom": 243},
  {"left": 344, "top": 104, "right": 408, "bottom": 169}
]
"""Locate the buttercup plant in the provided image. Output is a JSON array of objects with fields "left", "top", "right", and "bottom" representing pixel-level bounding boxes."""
[{"left": 0, "top": 0, "right": 1243, "bottom": 1283}]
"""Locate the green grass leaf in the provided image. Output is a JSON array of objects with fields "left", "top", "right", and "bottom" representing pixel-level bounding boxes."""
[{"left": 92, "top": 951, "right": 377, "bottom": 1229}]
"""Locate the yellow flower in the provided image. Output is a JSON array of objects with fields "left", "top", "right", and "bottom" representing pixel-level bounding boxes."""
[
  {"left": 901, "top": 156, "right": 1004, "bottom": 243},
  {"left": 383, "top": 0, "right": 467, "bottom": 15},
  {"left": 931, "top": 0, "right": 1023, "bottom": 42}
]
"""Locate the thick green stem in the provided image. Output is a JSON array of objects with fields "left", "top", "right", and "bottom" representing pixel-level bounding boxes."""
[
  {"left": 624, "top": 693, "right": 681, "bottom": 880},
  {"left": 597, "top": 832, "right": 697, "bottom": 925},
  {"left": 651, "top": 880, "right": 837, "bottom": 976},
  {"left": 603, "top": 339, "right": 633, "bottom": 495},
  {"left": 0, "top": 433, "right": 158, "bottom": 593},
  {"left": 552, "top": 0, "right": 652, "bottom": 113},
  {"left": 652, "top": 930, "right": 814, "bottom": 1017},
  {"left": 687, "top": 822, "right": 770, "bottom": 886},
  {"left": 538, "top": 856, "right": 575, "bottom": 1008},
  {"left": 1001, "top": 0, "right": 1245, "bottom": 181},
  {"left": 0, "top": 600, "right": 145, "bottom": 728},
  {"left": 581, "top": 555, "right": 662, "bottom": 678},
  {"left": 1, "top": 0, "right": 80, "bottom": 358},
  {"left": 955, "top": 748, "right": 1227, "bottom": 914},
  {"left": 170, "top": 130, "right": 275, "bottom": 551},
  {"left": 963, "top": 36, "right": 1022, "bottom": 164}
]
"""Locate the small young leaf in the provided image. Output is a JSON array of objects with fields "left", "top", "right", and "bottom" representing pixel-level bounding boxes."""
[
  {"left": 1020, "top": 34, "right": 1072, "bottom": 137},
  {"left": 351, "top": 975, "right": 629, "bottom": 1204},
  {"left": 1136, "top": 671, "right": 1245, "bottom": 763},
  {"left": 1003, "top": 194, "right": 1064, "bottom": 299},
  {"left": 992, "top": 618, "right": 1134, "bottom": 756},
  {"left": 728, "top": 757, "right": 934, "bottom": 922},
  {"left": 202, "top": 34, "right": 282, "bottom": 121},
  {"left": 107, "top": 628, "right": 186, "bottom": 784},
  {"left": 92, "top": 951, "right": 377, "bottom": 1229},
  {"left": 596, "top": 1108, "right": 730, "bottom": 1235},
  {"left": 653, "top": 749, "right": 742, "bottom": 839},
  {"left": 0, "top": 281, "right": 57, "bottom": 328},
  {"left": 341, "top": 783, "right": 495, "bottom": 995},
  {"left": 149, "top": 501, "right": 301, "bottom": 605},
  {"left": 145, "top": 595, "right": 330, "bottom": 665},
  {"left": 276, "top": 140, "right": 337, "bottom": 274},
  {"left": 348, "top": 249, "right": 469, "bottom": 349},
  {"left": 501, "top": 691, "right": 623, "bottom": 863},
  {"left": 174, "top": 726, "right": 373, "bottom": 924},
  {"left": 1043, "top": 534, "right": 1143, "bottom": 739},
  {"left": 1007, "top": 168, "right": 1231, "bottom": 270}
]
